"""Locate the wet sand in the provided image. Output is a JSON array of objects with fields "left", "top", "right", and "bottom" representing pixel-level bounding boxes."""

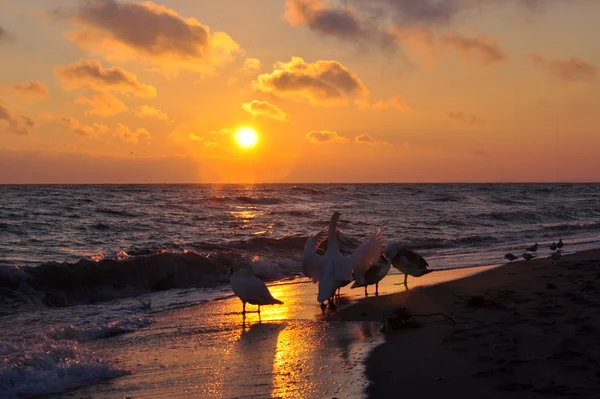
[{"left": 336, "top": 249, "right": 600, "bottom": 399}]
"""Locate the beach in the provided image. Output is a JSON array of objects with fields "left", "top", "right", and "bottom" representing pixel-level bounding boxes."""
[{"left": 336, "top": 249, "right": 600, "bottom": 398}]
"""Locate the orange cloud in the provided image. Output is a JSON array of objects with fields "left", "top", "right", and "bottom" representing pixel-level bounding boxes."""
[
  {"left": 354, "top": 134, "right": 389, "bottom": 145},
  {"left": 306, "top": 130, "right": 348, "bottom": 143},
  {"left": 56, "top": 0, "right": 241, "bottom": 75},
  {"left": 444, "top": 111, "right": 482, "bottom": 125},
  {"left": 10, "top": 80, "right": 48, "bottom": 100},
  {"left": 254, "top": 57, "right": 368, "bottom": 105},
  {"left": 115, "top": 123, "right": 151, "bottom": 144},
  {"left": 241, "top": 100, "right": 287, "bottom": 121},
  {"left": 0, "top": 26, "right": 12, "bottom": 42},
  {"left": 58, "top": 116, "right": 110, "bottom": 138},
  {"left": 135, "top": 105, "right": 169, "bottom": 121},
  {"left": 75, "top": 92, "right": 128, "bottom": 117},
  {"left": 355, "top": 95, "right": 407, "bottom": 111},
  {"left": 531, "top": 54, "right": 597, "bottom": 82},
  {"left": 0, "top": 98, "right": 37, "bottom": 135},
  {"left": 241, "top": 58, "right": 261, "bottom": 74},
  {"left": 55, "top": 59, "right": 156, "bottom": 97}
]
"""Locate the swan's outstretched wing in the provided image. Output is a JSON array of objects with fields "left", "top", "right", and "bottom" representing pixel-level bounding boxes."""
[
  {"left": 302, "top": 228, "right": 328, "bottom": 282},
  {"left": 344, "top": 228, "right": 385, "bottom": 285}
]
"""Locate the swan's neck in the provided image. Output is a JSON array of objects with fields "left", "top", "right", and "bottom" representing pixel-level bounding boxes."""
[{"left": 328, "top": 215, "right": 340, "bottom": 252}]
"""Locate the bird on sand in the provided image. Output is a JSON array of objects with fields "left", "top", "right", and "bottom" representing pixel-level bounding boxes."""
[
  {"left": 385, "top": 243, "right": 431, "bottom": 286},
  {"left": 522, "top": 253, "right": 535, "bottom": 261},
  {"left": 351, "top": 253, "right": 391, "bottom": 297},
  {"left": 557, "top": 239, "right": 564, "bottom": 250},
  {"left": 549, "top": 242, "right": 557, "bottom": 251},
  {"left": 526, "top": 243, "right": 538, "bottom": 252},
  {"left": 551, "top": 250, "right": 562, "bottom": 264},
  {"left": 504, "top": 253, "right": 519, "bottom": 262},
  {"left": 230, "top": 264, "right": 283, "bottom": 315},
  {"left": 314, "top": 211, "right": 384, "bottom": 311}
]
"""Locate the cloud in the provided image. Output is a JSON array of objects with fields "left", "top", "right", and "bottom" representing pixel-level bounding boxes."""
[
  {"left": 306, "top": 130, "right": 348, "bottom": 143},
  {"left": 388, "top": 27, "right": 506, "bottom": 67},
  {"left": 75, "top": 92, "right": 128, "bottom": 117},
  {"left": 135, "top": 105, "right": 169, "bottom": 121},
  {"left": 531, "top": 54, "right": 597, "bottom": 82},
  {"left": 444, "top": 111, "right": 482, "bottom": 125},
  {"left": 254, "top": 57, "right": 368, "bottom": 105},
  {"left": 355, "top": 95, "right": 407, "bottom": 111},
  {"left": 354, "top": 134, "right": 389, "bottom": 145},
  {"left": 439, "top": 33, "right": 506, "bottom": 66},
  {"left": 115, "top": 123, "right": 151, "bottom": 144},
  {"left": 10, "top": 81, "right": 48, "bottom": 100},
  {"left": 241, "top": 100, "right": 287, "bottom": 121},
  {"left": 55, "top": 59, "right": 156, "bottom": 97},
  {"left": 54, "top": 0, "right": 241, "bottom": 75},
  {"left": 58, "top": 116, "right": 110, "bottom": 138},
  {"left": 0, "top": 26, "right": 13, "bottom": 43},
  {"left": 0, "top": 98, "right": 37, "bottom": 135},
  {"left": 56, "top": 116, "right": 149, "bottom": 143},
  {"left": 241, "top": 58, "right": 261, "bottom": 74}
]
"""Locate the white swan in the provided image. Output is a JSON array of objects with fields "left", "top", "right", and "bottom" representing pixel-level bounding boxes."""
[
  {"left": 386, "top": 243, "right": 431, "bottom": 286},
  {"left": 351, "top": 254, "right": 391, "bottom": 296},
  {"left": 230, "top": 264, "right": 283, "bottom": 314},
  {"left": 316, "top": 211, "right": 384, "bottom": 307},
  {"left": 302, "top": 228, "right": 328, "bottom": 283}
]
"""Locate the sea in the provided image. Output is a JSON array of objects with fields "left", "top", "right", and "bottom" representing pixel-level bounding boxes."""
[{"left": 1, "top": 183, "right": 599, "bottom": 398}]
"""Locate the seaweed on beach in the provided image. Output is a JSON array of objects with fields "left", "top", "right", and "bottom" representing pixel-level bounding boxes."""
[{"left": 382, "top": 307, "right": 456, "bottom": 331}]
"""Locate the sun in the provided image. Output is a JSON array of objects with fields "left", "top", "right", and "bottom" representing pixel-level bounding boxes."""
[{"left": 235, "top": 127, "right": 259, "bottom": 149}]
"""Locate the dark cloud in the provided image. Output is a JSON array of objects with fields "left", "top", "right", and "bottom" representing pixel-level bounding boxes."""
[
  {"left": 444, "top": 111, "right": 482, "bottom": 125},
  {"left": 531, "top": 54, "right": 597, "bottom": 82},
  {"left": 52, "top": 0, "right": 241, "bottom": 75},
  {"left": 440, "top": 34, "right": 506, "bottom": 65},
  {"left": 0, "top": 26, "right": 11, "bottom": 42},
  {"left": 285, "top": 0, "right": 366, "bottom": 40},
  {"left": 55, "top": 59, "right": 156, "bottom": 97},
  {"left": 0, "top": 99, "right": 37, "bottom": 135},
  {"left": 254, "top": 57, "right": 368, "bottom": 105},
  {"left": 10, "top": 81, "right": 48, "bottom": 99}
]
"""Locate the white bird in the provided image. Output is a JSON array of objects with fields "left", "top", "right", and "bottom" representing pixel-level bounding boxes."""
[
  {"left": 230, "top": 264, "right": 283, "bottom": 315},
  {"left": 522, "top": 253, "right": 535, "bottom": 261},
  {"left": 386, "top": 243, "right": 431, "bottom": 286},
  {"left": 351, "top": 254, "right": 391, "bottom": 296},
  {"left": 316, "top": 211, "right": 384, "bottom": 309},
  {"left": 302, "top": 228, "right": 328, "bottom": 283},
  {"left": 557, "top": 239, "right": 564, "bottom": 250},
  {"left": 504, "top": 253, "right": 519, "bottom": 262},
  {"left": 551, "top": 250, "right": 562, "bottom": 264}
]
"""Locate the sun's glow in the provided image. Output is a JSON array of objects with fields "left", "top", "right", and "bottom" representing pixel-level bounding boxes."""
[{"left": 235, "top": 127, "right": 259, "bottom": 149}]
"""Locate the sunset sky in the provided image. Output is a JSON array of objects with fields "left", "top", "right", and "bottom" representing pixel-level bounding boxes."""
[{"left": 1, "top": 0, "right": 599, "bottom": 183}]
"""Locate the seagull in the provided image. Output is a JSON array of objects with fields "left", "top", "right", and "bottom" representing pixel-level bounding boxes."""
[
  {"left": 229, "top": 264, "right": 283, "bottom": 315},
  {"left": 549, "top": 242, "right": 557, "bottom": 251},
  {"left": 386, "top": 243, "right": 431, "bottom": 286},
  {"left": 551, "top": 250, "right": 562, "bottom": 264},
  {"left": 522, "top": 253, "right": 535, "bottom": 261},
  {"left": 316, "top": 211, "right": 384, "bottom": 310},
  {"left": 504, "top": 253, "right": 519, "bottom": 262},
  {"left": 351, "top": 254, "right": 391, "bottom": 297},
  {"left": 557, "top": 239, "right": 564, "bottom": 250},
  {"left": 526, "top": 243, "right": 538, "bottom": 252}
]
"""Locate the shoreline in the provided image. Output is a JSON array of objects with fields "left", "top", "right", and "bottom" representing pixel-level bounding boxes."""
[{"left": 335, "top": 249, "right": 600, "bottom": 398}]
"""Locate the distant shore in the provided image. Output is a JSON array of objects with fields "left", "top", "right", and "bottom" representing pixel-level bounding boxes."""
[{"left": 336, "top": 249, "right": 600, "bottom": 398}]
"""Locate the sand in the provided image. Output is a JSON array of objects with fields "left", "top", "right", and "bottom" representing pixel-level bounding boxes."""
[{"left": 335, "top": 249, "right": 600, "bottom": 398}]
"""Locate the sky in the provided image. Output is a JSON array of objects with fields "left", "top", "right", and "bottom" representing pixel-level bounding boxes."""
[{"left": 0, "top": 0, "right": 599, "bottom": 183}]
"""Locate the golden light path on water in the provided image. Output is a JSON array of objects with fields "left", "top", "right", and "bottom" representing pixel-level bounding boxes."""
[{"left": 42, "top": 267, "right": 490, "bottom": 398}]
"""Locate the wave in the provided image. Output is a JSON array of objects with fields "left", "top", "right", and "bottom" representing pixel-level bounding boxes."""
[
  {"left": 95, "top": 208, "right": 139, "bottom": 217},
  {"left": 290, "top": 186, "right": 322, "bottom": 194},
  {"left": 47, "top": 316, "right": 151, "bottom": 341},
  {"left": 0, "top": 339, "right": 126, "bottom": 399},
  {"left": 202, "top": 195, "right": 284, "bottom": 205}
]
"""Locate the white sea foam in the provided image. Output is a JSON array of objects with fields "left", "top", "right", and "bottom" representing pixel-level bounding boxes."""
[{"left": 0, "top": 339, "right": 126, "bottom": 399}]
